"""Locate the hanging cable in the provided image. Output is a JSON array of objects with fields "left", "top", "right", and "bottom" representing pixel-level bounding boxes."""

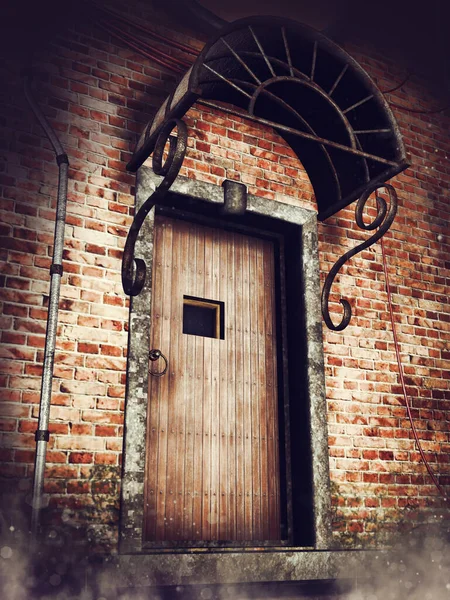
[
  {"left": 380, "top": 235, "right": 448, "bottom": 502},
  {"left": 99, "top": 19, "right": 191, "bottom": 69},
  {"left": 91, "top": 1, "right": 200, "bottom": 57},
  {"left": 388, "top": 102, "right": 450, "bottom": 115},
  {"left": 97, "top": 20, "right": 188, "bottom": 70},
  {"left": 96, "top": 22, "right": 183, "bottom": 74},
  {"left": 380, "top": 72, "right": 411, "bottom": 94},
  {"left": 379, "top": 70, "right": 449, "bottom": 113}
]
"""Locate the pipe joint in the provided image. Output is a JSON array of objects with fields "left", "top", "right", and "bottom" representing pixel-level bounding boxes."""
[
  {"left": 35, "top": 430, "right": 50, "bottom": 442},
  {"left": 56, "top": 153, "right": 69, "bottom": 166},
  {"left": 50, "top": 263, "right": 63, "bottom": 276}
]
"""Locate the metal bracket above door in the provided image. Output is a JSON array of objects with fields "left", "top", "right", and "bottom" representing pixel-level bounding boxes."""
[
  {"left": 122, "top": 118, "right": 188, "bottom": 297},
  {"left": 321, "top": 182, "right": 398, "bottom": 331}
]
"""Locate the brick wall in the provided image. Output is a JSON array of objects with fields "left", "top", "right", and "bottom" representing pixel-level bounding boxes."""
[{"left": 0, "top": 2, "right": 449, "bottom": 552}]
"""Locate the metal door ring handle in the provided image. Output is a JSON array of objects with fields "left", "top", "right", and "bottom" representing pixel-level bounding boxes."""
[{"left": 149, "top": 349, "right": 168, "bottom": 377}]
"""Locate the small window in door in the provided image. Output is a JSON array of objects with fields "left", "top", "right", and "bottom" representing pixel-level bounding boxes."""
[{"left": 182, "top": 295, "right": 224, "bottom": 339}]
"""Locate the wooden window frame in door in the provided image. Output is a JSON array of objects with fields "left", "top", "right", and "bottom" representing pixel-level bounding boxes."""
[
  {"left": 120, "top": 168, "right": 331, "bottom": 555},
  {"left": 182, "top": 295, "right": 224, "bottom": 340}
]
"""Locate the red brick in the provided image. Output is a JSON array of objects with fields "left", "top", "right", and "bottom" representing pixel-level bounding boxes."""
[
  {"left": 77, "top": 342, "right": 99, "bottom": 354},
  {"left": 69, "top": 452, "right": 94, "bottom": 464},
  {"left": 46, "top": 451, "right": 68, "bottom": 464},
  {"left": 81, "top": 410, "right": 123, "bottom": 425},
  {"left": 67, "top": 480, "right": 91, "bottom": 494},
  {"left": 0, "top": 463, "right": 27, "bottom": 478},
  {"left": 44, "top": 465, "right": 78, "bottom": 478},
  {"left": 44, "top": 480, "right": 66, "bottom": 494},
  {"left": 71, "top": 423, "right": 94, "bottom": 436},
  {"left": 94, "top": 452, "right": 118, "bottom": 465},
  {"left": 100, "top": 344, "right": 121, "bottom": 356},
  {"left": 95, "top": 425, "right": 117, "bottom": 437},
  {"left": 14, "top": 450, "right": 34, "bottom": 463},
  {"left": 92, "top": 479, "right": 116, "bottom": 494}
]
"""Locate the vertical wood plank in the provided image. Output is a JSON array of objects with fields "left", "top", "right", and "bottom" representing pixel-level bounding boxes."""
[
  {"left": 218, "top": 229, "right": 229, "bottom": 540},
  {"left": 227, "top": 232, "right": 237, "bottom": 541},
  {"left": 249, "top": 237, "right": 261, "bottom": 540},
  {"left": 271, "top": 243, "right": 281, "bottom": 539},
  {"left": 173, "top": 220, "right": 188, "bottom": 540},
  {"left": 235, "top": 233, "right": 246, "bottom": 540},
  {"left": 210, "top": 227, "right": 221, "bottom": 540},
  {"left": 263, "top": 239, "right": 280, "bottom": 540},
  {"left": 155, "top": 218, "right": 173, "bottom": 540},
  {"left": 270, "top": 242, "right": 281, "bottom": 540},
  {"left": 256, "top": 238, "right": 269, "bottom": 540},
  {"left": 242, "top": 235, "right": 253, "bottom": 540},
  {"left": 201, "top": 226, "right": 213, "bottom": 539},
  {"left": 182, "top": 220, "right": 197, "bottom": 540},
  {"left": 165, "top": 219, "right": 181, "bottom": 540},
  {"left": 192, "top": 223, "right": 204, "bottom": 540}
]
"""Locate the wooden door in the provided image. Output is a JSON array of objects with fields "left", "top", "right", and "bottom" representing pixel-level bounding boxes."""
[{"left": 144, "top": 215, "right": 281, "bottom": 543}]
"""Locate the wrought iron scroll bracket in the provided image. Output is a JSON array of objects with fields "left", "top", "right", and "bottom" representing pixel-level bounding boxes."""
[
  {"left": 321, "top": 182, "right": 398, "bottom": 331},
  {"left": 122, "top": 119, "right": 187, "bottom": 296}
]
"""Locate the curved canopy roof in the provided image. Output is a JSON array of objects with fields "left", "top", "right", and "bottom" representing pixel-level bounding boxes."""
[{"left": 128, "top": 16, "right": 409, "bottom": 220}]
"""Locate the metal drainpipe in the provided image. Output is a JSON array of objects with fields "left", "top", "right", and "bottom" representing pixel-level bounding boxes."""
[{"left": 24, "top": 72, "right": 69, "bottom": 540}]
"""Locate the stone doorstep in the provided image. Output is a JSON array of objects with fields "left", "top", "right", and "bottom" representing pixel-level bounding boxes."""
[{"left": 97, "top": 549, "right": 382, "bottom": 590}]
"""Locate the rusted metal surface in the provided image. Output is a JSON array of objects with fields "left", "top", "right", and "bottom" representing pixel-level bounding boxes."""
[
  {"left": 198, "top": 98, "right": 395, "bottom": 165},
  {"left": 321, "top": 183, "right": 398, "bottom": 331},
  {"left": 221, "top": 179, "right": 247, "bottom": 215},
  {"left": 127, "top": 17, "right": 409, "bottom": 221},
  {"left": 122, "top": 118, "right": 187, "bottom": 296}
]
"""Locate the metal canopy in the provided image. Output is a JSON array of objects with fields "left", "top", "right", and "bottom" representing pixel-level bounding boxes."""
[{"left": 127, "top": 16, "right": 408, "bottom": 221}]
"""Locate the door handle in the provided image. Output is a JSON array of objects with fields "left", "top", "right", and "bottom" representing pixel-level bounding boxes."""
[{"left": 149, "top": 349, "right": 168, "bottom": 377}]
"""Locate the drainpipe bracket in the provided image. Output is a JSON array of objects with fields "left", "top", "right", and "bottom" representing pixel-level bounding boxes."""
[
  {"left": 56, "top": 153, "right": 69, "bottom": 166},
  {"left": 50, "top": 264, "right": 63, "bottom": 276},
  {"left": 35, "top": 430, "right": 50, "bottom": 442}
]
